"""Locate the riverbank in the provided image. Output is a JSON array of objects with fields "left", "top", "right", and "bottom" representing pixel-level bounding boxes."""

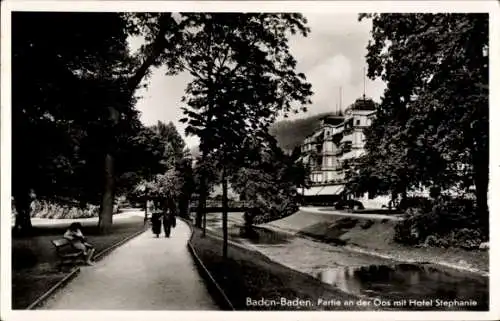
[
  {"left": 189, "top": 227, "right": 384, "bottom": 311},
  {"left": 194, "top": 223, "right": 488, "bottom": 311},
  {"left": 261, "top": 210, "right": 489, "bottom": 276}
]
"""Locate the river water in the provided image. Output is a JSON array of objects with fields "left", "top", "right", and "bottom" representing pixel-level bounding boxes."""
[{"left": 203, "top": 212, "right": 489, "bottom": 310}]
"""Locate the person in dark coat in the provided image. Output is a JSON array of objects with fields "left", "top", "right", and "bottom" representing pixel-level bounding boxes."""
[
  {"left": 150, "top": 200, "right": 163, "bottom": 238},
  {"left": 162, "top": 199, "right": 176, "bottom": 238}
]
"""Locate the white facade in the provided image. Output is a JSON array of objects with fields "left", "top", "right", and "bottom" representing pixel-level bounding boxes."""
[{"left": 300, "top": 98, "right": 377, "bottom": 187}]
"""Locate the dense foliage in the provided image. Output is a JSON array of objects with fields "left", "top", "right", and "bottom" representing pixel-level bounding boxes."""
[
  {"left": 12, "top": 12, "right": 138, "bottom": 232},
  {"left": 349, "top": 13, "right": 489, "bottom": 245},
  {"left": 174, "top": 13, "right": 312, "bottom": 233},
  {"left": 128, "top": 122, "right": 192, "bottom": 217},
  {"left": 394, "top": 198, "right": 486, "bottom": 249},
  {"left": 230, "top": 136, "right": 309, "bottom": 234},
  {"left": 11, "top": 12, "right": 184, "bottom": 233}
]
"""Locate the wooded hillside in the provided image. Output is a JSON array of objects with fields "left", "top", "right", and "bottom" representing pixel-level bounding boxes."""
[
  {"left": 189, "top": 112, "right": 342, "bottom": 156},
  {"left": 269, "top": 112, "right": 333, "bottom": 152}
]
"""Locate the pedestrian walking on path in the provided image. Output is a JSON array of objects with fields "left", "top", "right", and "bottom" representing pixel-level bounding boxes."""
[
  {"left": 162, "top": 199, "right": 177, "bottom": 238},
  {"left": 150, "top": 200, "right": 163, "bottom": 238},
  {"left": 162, "top": 209, "right": 175, "bottom": 238},
  {"left": 41, "top": 219, "right": 218, "bottom": 310}
]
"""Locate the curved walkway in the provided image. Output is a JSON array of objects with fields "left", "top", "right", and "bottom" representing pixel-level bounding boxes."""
[
  {"left": 299, "top": 206, "right": 404, "bottom": 221},
  {"left": 40, "top": 220, "right": 218, "bottom": 310}
]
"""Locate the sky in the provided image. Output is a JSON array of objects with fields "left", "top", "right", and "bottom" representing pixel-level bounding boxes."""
[{"left": 133, "top": 13, "right": 387, "bottom": 148}]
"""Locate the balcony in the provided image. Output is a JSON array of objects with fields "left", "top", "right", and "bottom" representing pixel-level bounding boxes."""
[{"left": 309, "top": 178, "right": 345, "bottom": 186}]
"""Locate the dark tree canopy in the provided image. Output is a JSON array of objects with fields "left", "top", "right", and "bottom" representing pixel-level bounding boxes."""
[
  {"left": 150, "top": 121, "right": 186, "bottom": 168},
  {"left": 230, "top": 134, "right": 309, "bottom": 226},
  {"left": 11, "top": 12, "right": 184, "bottom": 233},
  {"left": 172, "top": 13, "right": 312, "bottom": 231},
  {"left": 177, "top": 13, "right": 312, "bottom": 154},
  {"left": 12, "top": 12, "right": 135, "bottom": 207},
  {"left": 348, "top": 13, "right": 488, "bottom": 222}
]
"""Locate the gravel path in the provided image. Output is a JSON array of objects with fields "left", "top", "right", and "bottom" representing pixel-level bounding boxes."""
[{"left": 40, "top": 220, "right": 218, "bottom": 310}]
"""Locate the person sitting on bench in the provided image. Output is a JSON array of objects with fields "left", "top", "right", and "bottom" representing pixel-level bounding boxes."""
[{"left": 64, "top": 222, "right": 95, "bottom": 266}]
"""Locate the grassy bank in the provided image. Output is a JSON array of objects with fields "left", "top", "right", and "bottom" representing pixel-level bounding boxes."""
[
  {"left": 263, "top": 211, "right": 489, "bottom": 274},
  {"left": 12, "top": 215, "right": 146, "bottom": 309},
  {"left": 189, "top": 228, "right": 384, "bottom": 311}
]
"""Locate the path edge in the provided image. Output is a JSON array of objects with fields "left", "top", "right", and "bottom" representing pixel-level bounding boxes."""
[
  {"left": 26, "top": 225, "right": 147, "bottom": 310},
  {"left": 25, "top": 267, "right": 81, "bottom": 310},
  {"left": 180, "top": 217, "right": 235, "bottom": 311},
  {"left": 93, "top": 226, "right": 147, "bottom": 262}
]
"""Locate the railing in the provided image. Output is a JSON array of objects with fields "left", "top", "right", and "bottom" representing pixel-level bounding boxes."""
[
  {"left": 308, "top": 179, "right": 345, "bottom": 186},
  {"left": 188, "top": 200, "right": 252, "bottom": 212}
]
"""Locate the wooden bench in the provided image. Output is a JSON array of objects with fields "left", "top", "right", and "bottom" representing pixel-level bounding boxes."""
[{"left": 51, "top": 238, "right": 85, "bottom": 269}]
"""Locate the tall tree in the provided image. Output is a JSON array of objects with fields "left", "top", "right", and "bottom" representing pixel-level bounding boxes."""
[
  {"left": 95, "top": 13, "right": 187, "bottom": 233},
  {"left": 351, "top": 14, "right": 488, "bottom": 224},
  {"left": 12, "top": 12, "right": 136, "bottom": 233},
  {"left": 176, "top": 14, "right": 312, "bottom": 246},
  {"left": 150, "top": 121, "right": 186, "bottom": 168},
  {"left": 11, "top": 12, "right": 186, "bottom": 233}
]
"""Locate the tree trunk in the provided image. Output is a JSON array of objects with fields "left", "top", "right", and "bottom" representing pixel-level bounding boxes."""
[
  {"left": 178, "top": 193, "right": 190, "bottom": 218},
  {"left": 243, "top": 209, "right": 256, "bottom": 238},
  {"left": 97, "top": 16, "right": 172, "bottom": 233},
  {"left": 389, "top": 190, "right": 398, "bottom": 210},
  {"left": 13, "top": 189, "right": 32, "bottom": 236},
  {"left": 222, "top": 165, "right": 228, "bottom": 258},
  {"left": 144, "top": 196, "right": 148, "bottom": 224},
  {"left": 401, "top": 189, "right": 408, "bottom": 204},
  {"left": 202, "top": 201, "right": 207, "bottom": 236},
  {"left": 99, "top": 153, "right": 115, "bottom": 234},
  {"left": 195, "top": 161, "right": 207, "bottom": 228},
  {"left": 472, "top": 151, "right": 489, "bottom": 234},
  {"left": 14, "top": 194, "right": 32, "bottom": 235}
]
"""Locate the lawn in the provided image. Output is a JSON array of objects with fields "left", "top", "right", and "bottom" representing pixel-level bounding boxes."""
[
  {"left": 11, "top": 214, "right": 146, "bottom": 309},
  {"left": 189, "top": 227, "right": 385, "bottom": 311}
]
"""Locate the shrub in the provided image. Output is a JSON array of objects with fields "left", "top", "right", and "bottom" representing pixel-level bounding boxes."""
[
  {"left": 335, "top": 218, "right": 359, "bottom": 229},
  {"left": 245, "top": 191, "right": 299, "bottom": 227},
  {"left": 451, "top": 228, "right": 483, "bottom": 250},
  {"left": 394, "top": 197, "right": 487, "bottom": 249},
  {"left": 360, "top": 220, "right": 374, "bottom": 229},
  {"left": 394, "top": 213, "right": 421, "bottom": 245},
  {"left": 28, "top": 200, "right": 101, "bottom": 219},
  {"left": 397, "top": 197, "right": 433, "bottom": 212}
]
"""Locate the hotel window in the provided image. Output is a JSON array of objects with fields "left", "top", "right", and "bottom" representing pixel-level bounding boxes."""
[
  {"left": 343, "top": 141, "right": 352, "bottom": 152},
  {"left": 356, "top": 119, "right": 361, "bottom": 126}
]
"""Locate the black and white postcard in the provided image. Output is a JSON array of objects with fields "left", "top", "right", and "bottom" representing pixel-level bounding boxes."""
[{"left": 1, "top": 1, "right": 499, "bottom": 321}]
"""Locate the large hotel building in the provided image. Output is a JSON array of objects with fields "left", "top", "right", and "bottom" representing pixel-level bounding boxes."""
[
  {"left": 300, "top": 97, "right": 382, "bottom": 204},
  {"left": 300, "top": 96, "right": 469, "bottom": 206}
]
